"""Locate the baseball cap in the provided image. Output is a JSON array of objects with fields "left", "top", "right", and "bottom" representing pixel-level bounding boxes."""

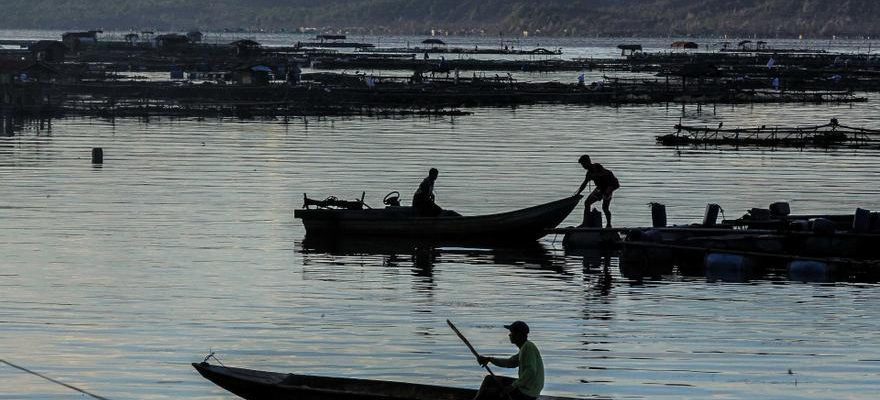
[{"left": 504, "top": 321, "right": 529, "bottom": 334}]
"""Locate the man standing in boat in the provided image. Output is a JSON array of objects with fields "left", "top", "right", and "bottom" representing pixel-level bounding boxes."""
[
  {"left": 575, "top": 154, "right": 620, "bottom": 228},
  {"left": 413, "top": 168, "right": 443, "bottom": 217},
  {"left": 474, "top": 321, "right": 544, "bottom": 400}
]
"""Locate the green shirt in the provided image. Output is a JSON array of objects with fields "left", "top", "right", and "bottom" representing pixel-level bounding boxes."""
[{"left": 492, "top": 340, "right": 545, "bottom": 398}]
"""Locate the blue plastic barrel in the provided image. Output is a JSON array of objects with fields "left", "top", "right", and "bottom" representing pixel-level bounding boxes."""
[
  {"left": 705, "top": 252, "right": 754, "bottom": 281},
  {"left": 705, "top": 253, "right": 752, "bottom": 270},
  {"left": 788, "top": 260, "right": 833, "bottom": 282}
]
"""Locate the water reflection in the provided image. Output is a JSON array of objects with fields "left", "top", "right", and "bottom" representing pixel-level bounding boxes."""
[
  {"left": 298, "top": 235, "right": 570, "bottom": 277},
  {"left": 578, "top": 250, "right": 615, "bottom": 329},
  {"left": 581, "top": 251, "right": 614, "bottom": 298},
  {"left": 618, "top": 247, "right": 674, "bottom": 283},
  {"left": 0, "top": 115, "right": 52, "bottom": 136}
]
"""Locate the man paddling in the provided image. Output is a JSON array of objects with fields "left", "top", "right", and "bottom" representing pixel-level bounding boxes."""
[
  {"left": 575, "top": 154, "right": 620, "bottom": 228},
  {"left": 474, "top": 321, "right": 544, "bottom": 400},
  {"left": 413, "top": 167, "right": 443, "bottom": 216}
]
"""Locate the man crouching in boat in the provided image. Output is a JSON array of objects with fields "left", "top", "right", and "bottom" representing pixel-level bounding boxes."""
[
  {"left": 413, "top": 168, "right": 444, "bottom": 217},
  {"left": 474, "top": 321, "right": 544, "bottom": 400},
  {"left": 575, "top": 154, "right": 620, "bottom": 228}
]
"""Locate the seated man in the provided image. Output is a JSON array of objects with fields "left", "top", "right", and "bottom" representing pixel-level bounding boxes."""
[
  {"left": 474, "top": 321, "right": 544, "bottom": 400},
  {"left": 412, "top": 168, "right": 443, "bottom": 217}
]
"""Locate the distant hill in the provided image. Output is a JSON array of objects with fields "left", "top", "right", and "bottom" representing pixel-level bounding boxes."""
[{"left": 2, "top": 0, "right": 879, "bottom": 38}]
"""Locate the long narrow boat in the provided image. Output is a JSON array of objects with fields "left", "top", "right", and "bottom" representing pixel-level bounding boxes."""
[
  {"left": 294, "top": 195, "right": 582, "bottom": 241},
  {"left": 193, "top": 362, "right": 581, "bottom": 400}
]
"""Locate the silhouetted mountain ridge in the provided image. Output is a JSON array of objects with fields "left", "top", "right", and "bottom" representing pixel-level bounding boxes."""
[{"left": 2, "top": 0, "right": 878, "bottom": 37}]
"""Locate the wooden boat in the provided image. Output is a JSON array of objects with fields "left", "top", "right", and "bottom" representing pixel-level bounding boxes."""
[
  {"left": 192, "top": 362, "right": 580, "bottom": 400},
  {"left": 294, "top": 195, "right": 582, "bottom": 241}
]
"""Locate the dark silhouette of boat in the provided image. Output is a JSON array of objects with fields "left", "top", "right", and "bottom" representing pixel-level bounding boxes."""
[
  {"left": 193, "top": 362, "right": 580, "bottom": 400},
  {"left": 294, "top": 195, "right": 582, "bottom": 241}
]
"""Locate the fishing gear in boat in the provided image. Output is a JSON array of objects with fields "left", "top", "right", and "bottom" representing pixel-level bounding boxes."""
[
  {"left": 303, "top": 191, "right": 371, "bottom": 209},
  {"left": 383, "top": 191, "right": 401, "bottom": 207}
]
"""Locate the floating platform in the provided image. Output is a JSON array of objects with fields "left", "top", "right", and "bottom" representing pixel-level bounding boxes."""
[
  {"left": 657, "top": 119, "right": 880, "bottom": 148},
  {"left": 554, "top": 203, "right": 880, "bottom": 281},
  {"left": 364, "top": 46, "right": 562, "bottom": 55},
  {"left": 548, "top": 226, "right": 765, "bottom": 249}
]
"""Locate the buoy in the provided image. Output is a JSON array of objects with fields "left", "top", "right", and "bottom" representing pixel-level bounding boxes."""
[{"left": 91, "top": 147, "right": 103, "bottom": 164}]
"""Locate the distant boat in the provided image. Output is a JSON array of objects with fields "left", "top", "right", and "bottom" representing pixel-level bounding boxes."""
[
  {"left": 421, "top": 38, "right": 446, "bottom": 46},
  {"left": 193, "top": 362, "right": 580, "bottom": 400},
  {"left": 294, "top": 195, "right": 582, "bottom": 241},
  {"left": 295, "top": 34, "right": 375, "bottom": 49}
]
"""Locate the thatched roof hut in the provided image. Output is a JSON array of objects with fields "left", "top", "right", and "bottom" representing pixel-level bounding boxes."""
[{"left": 617, "top": 44, "right": 642, "bottom": 56}]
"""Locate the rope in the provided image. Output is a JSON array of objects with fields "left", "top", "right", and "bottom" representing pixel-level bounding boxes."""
[
  {"left": 203, "top": 351, "right": 225, "bottom": 367},
  {"left": 0, "top": 358, "right": 112, "bottom": 400}
]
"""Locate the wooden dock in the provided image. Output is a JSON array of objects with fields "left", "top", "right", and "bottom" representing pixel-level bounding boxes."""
[
  {"left": 551, "top": 204, "right": 880, "bottom": 281},
  {"left": 547, "top": 226, "right": 766, "bottom": 249}
]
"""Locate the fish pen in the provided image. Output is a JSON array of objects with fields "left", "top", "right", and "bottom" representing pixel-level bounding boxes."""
[
  {"left": 657, "top": 118, "right": 880, "bottom": 148},
  {"left": 11, "top": 72, "right": 869, "bottom": 120}
]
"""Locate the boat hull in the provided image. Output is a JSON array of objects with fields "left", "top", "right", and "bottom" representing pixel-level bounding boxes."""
[
  {"left": 294, "top": 195, "right": 582, "bottom": 241},
  {"left": 193, "top": 362, "right": 476, "bottom": 400},
  {"left": 193, "top": 362, "right": 579, "bottom": 400}
]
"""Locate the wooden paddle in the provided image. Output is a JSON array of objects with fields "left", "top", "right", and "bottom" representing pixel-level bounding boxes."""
[{"left": 446, "top": 319, "right": 511, "bottom": 397}]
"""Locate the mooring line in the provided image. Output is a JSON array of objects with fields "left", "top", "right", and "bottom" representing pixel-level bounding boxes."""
[{"left": 0, "top": 358, "right": 111, "bottom": 400}]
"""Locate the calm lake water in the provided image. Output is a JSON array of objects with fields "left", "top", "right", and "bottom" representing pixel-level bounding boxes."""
[{"left": 3, "top": 31, "right": 880, "bottom": 399}]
